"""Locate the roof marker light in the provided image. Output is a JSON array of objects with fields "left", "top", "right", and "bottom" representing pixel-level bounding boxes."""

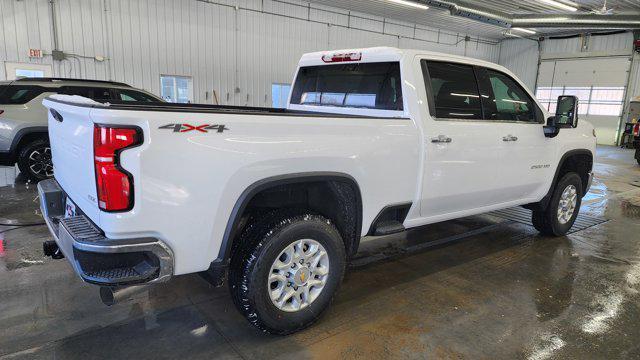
[{"left": 321, "top": 52, "right": 362, "bottom": 63}]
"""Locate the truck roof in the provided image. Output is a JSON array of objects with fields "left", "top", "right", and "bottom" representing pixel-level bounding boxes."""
[{"left": 298, "top": 46, "right": 510, "bottom": 73}]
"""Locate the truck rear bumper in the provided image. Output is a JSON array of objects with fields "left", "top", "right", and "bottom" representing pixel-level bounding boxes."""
[{"left": 38, "top": 179, "right": 173, "bottom": 286}]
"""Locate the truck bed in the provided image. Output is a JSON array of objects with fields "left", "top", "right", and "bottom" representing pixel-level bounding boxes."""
[{"left": 45, "top": 97, "right": 395, "bottom": 119}]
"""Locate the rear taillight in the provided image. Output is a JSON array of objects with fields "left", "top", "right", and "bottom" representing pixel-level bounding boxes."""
[
  {"left": 634, "top": 123, "right": 640, "bottom": 137},
  {"left": 93, "top": 125, "right": 142, "bottom": 212}
]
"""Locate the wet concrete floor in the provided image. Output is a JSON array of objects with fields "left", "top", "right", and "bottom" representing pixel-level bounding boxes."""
[{"left": 1, "top": 145, "right": 639, "bottom": 359}]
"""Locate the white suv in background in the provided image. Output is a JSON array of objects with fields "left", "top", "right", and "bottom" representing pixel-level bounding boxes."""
[{"left": 0, "top": 78, "right": 162, "bottom": 181}]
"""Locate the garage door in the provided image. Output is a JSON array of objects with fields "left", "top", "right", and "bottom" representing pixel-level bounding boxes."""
[{"left": 535, "top": 56, "right": 631, "bottom": 145}]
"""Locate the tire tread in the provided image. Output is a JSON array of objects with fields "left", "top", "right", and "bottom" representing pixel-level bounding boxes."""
[{"left": 228, "top": 209, "right": 344, "bottom": 334}]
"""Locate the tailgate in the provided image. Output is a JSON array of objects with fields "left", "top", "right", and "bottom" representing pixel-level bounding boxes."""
[{"left": 43, "top": 97, "right": 101, "bottom": 225}]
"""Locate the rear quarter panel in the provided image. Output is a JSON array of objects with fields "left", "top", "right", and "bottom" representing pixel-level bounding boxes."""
[{"left": 88, "top": 108, "right": 420, "bottom": 275}]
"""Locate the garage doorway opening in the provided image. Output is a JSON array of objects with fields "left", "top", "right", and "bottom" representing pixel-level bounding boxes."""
[{"left": 535, "top": 55, "right": 631, "bottom": 145}]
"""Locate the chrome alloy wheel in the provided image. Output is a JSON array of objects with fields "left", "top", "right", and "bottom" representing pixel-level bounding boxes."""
[
  {"left": 268, "top": 239, "right": 329, "bottom": 312},
  {"left": 557, "top": 184, "right": 578, "bottom": 224},
  {"left": 28, "top": 147, "right": 53, "bottom": 178}
]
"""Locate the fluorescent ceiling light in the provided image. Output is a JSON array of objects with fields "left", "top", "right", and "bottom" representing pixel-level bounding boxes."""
[
  {"left": 511, "top": 27, "right": 537, "bottom": 34},
  {"left": 538, "top": 0, "right": 578, "bottom": 12},
  {"left": 387, "top": 0, "right": 429, "bottom": 10},
  {"left": 557, "top": 0, "right": 579, "bottom": 7}
]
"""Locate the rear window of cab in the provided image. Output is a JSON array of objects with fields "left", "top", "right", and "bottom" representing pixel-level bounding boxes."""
[{"left": 290, "top": 62, "right": 403, "bottom": 111}]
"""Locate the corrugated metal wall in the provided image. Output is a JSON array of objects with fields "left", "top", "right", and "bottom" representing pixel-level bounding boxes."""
[
  {"left": 541, "top": 31, "right": 633, "bottom": 54},
  {"left": 0, "top": 0, "right": 500, "bottom": 106},
  {"left": 498, "top": 38, "right": 539, "bottom": 91}
]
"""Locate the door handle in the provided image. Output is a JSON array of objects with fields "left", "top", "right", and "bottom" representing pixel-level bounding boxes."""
[
  {"left": 502, "top": 135, "right": 518, "bottom": 142},
  {"left": 431, "top": 135, "right": 452, "bottom": 143}
]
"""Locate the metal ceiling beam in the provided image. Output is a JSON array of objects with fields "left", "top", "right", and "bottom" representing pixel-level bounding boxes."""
[
  {"left": 420, "top": 0, "right": 640, "bottom": 29},
  {"left": 512, "top": 14, "right": 640, "bottom": 28}
]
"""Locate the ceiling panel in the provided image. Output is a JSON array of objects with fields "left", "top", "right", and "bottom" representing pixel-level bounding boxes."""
[{"left": 308, "top": 0, "right": 640, "bottom": 39}]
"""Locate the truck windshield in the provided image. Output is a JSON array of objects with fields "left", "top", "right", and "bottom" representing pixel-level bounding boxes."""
[{"left": 290, "top": 62, "right": 403, "bottom": 111}]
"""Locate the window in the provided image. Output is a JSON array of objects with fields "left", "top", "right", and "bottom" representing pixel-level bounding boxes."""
[
  {"left": 161, "top": 75, "right": 193, "bottom": 103},
  {"left": 114, "top": 88, "right": 159, "bottom": 102},
  {"left": 15, "top": 69, "right": 45, "bottom": 78},
  {"left": 4, "top": 62, "right": 52, "bottom": 80},
  {"left": 589, "top": 87, "right": 625, "bottom": 116},
  {"left": 272, "top": 83, "right": 291, "bottom": 108},
  {"left": 536, "top": 86, "right": 565, "bottom": 114},
  {"left": 424, "top": 61, "right": 482, "bottom": 119},
  {"left": 536, "top": 86, "right": 624, "bottom": 116},
  {"left": 0, "top": 85, "right": 48, "bottom": 104},
  {"left": 481, "top": 69, "right": 538, "bottom": 122},
  {"left": 290, "top": 62, "right": 403, "bottom": 111},
  {"left": 59, "top": 86, "right": 112, "bottom": 101}
]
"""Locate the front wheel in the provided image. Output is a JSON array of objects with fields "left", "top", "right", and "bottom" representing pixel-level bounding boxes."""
[
  {"left": 17, "top": 138, "right": 53, "bottom": 182},
  {"left": 532, "top": 172, "right": 583, "bottom": 236},
  {"left": 229, "top": 210, "right": 346, "bottom": 334}
]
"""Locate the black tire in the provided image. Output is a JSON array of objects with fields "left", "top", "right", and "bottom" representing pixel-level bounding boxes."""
[
  {"left": 229, "top": 209, "right": 346, "bottom": 335},
  {"left": 532, "top": 172, "right": 583, "bottom": 237},
  {"left": 636, "top": 149, "right": 640, "bottom": 165},
  {"left": 17, "top": 138, "right": 53, "bottom": 182}
]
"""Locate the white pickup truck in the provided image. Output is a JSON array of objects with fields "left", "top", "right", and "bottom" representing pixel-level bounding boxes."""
[{"left": 39, "top": 47, "right": 595, "bottom": 334}]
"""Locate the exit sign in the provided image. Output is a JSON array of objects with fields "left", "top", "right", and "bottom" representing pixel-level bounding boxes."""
[{"left": 29, "top": 49, "right": 43, "bottom": 58}]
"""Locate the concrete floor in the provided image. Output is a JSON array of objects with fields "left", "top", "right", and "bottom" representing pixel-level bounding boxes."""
[{"left": 1, "top": 146, "right": 639, "bottom": 359}]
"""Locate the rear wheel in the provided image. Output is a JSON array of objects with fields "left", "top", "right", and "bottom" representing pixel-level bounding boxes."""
[
  {"left": 635, "top": 148, "right": 640, "bottom": 165},
  {"left": 229, "top": 210, "right": 346, "bottom": 334},
  {"left": 17, "top": 138, "right": 53, "bottom": 182},
  {"left": 532, "top": 172, "right": 583, "bottom": 236}
]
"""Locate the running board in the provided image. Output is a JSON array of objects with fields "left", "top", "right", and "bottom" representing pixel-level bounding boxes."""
[{"left": 373, "top": 220, "right": 405, "bottom": 236}]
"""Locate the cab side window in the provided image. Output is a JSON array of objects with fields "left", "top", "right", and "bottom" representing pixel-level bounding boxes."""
[
  {"left": 480, "top": 69, "right": 539, "bottom": 122},
  {"left": 423, "top": 61, "right": 482, "bottom": 120}
]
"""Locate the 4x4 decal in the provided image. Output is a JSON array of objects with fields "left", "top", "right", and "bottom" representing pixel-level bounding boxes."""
[{"left": 159, "top": 124, "right": 229, "bottom": 133}]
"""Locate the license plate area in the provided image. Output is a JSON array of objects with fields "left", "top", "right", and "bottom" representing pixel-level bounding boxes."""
[{"left": 65, "top": 197, "right": 77, "bottom": 218}]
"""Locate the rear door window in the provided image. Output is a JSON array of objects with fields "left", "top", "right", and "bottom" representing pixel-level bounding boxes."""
[
  {"left": 59, "top": 86, "right": 113, "bottom": 101},
  {"left": 290, "top": 62, "right": 403, "bottom": 111},
  {"left": 423, "top": 61, "right": 482, "bottom": 119},
  {"left": 0, "top": 85, "right": 47, "bottom": 104}
]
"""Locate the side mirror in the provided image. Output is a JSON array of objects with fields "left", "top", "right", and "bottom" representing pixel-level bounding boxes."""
[
  {"left": 543, "top": 95, "right": 579, "bottom": 138},
  {"left": 543, "top": 116, "right": 560, "bottom": 138},
  {"left": 555, "top": 95, "right": 579, "bottom": 128}
]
